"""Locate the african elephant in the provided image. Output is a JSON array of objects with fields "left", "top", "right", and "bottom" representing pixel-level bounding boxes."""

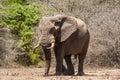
[{"left": 34, "top": 15, "right": 90, "bottom": 76}]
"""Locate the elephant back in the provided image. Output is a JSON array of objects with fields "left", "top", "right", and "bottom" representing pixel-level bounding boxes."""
[{"left": 76, "top": 18, "right": 87, "bottom": 37}]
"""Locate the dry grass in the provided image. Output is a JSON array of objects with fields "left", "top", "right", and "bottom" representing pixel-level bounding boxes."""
[
  {"left": 43, "top": 0, "right": 120, "bottom": 68},
  {"left": 0, "top": 0, "right": 120, "bottom": 68}
]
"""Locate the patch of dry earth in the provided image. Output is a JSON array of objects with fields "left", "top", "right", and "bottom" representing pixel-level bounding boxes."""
[{"left": 0, "top": 67, "right": 119, "bottom": 80}]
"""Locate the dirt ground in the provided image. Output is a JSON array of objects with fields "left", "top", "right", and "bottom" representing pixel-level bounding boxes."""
[{"left": 0, "top": 67, "right": 120, "bottom": 80}]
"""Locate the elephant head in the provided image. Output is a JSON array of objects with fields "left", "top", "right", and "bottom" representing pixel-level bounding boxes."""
[{"left": 34, "top": 15, "right": 78, "bottom": 49}]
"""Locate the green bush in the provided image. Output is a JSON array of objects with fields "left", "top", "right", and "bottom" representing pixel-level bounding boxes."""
[
  {"left": 0, "top": 0, "right": 46, "bottom": 65},
  {"left": 5, "top": 0, "right": 28, "bottom": 5}
]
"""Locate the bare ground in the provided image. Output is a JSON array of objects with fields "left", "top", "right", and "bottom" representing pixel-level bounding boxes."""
[{"left": 0, "top": 67, "right": 120, "bottom": 80}]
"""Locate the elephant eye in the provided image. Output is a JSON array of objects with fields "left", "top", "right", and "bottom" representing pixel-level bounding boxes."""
[
  {"left": 49, "top": 27, "right": 56, "bottom": 34},
  {"left": 55, "top": 22, "right": 61, "bottom": 26}
]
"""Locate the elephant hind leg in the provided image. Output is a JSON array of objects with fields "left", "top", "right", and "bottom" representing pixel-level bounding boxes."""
[
  {"left": 77, "top": 53, "right": 85, "bottom": 76},
  {"left": 64, "top": 55, "right": 74, "bottom": 75},
  {"left": 77, "top": 37, "right": 89, "bottom": 76}
]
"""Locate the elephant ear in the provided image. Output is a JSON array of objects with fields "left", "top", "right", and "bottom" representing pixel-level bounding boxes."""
[
  {"left": 51, "top": 15, "right": 77, "bottom": 42},
  {"left": 60, "top": 16, "right": 77, "bottom": 42}
]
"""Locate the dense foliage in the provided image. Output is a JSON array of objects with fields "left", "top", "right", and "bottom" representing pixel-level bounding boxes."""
[{"left": 0, "top": 0, "right": 45, "bottom": 65}]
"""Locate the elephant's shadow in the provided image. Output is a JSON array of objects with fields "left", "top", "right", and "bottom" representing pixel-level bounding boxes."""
[{"left": 43, "top": 73, "right": 96, "bottom": 77}]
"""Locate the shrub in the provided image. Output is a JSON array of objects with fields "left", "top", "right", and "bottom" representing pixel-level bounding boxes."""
[
  {"left": 42, "top": 0, "right": 120, "bottom": 68},
  {"left": 0, "top": 0, "right": 46, "bottom": 65}
]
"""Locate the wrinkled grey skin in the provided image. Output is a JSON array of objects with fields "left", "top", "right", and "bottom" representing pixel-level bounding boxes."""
[{"left": 34, "top": 15, "right": 90, "bottom": 76}]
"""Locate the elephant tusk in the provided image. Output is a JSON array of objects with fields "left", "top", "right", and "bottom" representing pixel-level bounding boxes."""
[
  {"left": 46, "top": 43, "right": 55, "bottom": 49},
  {"left": 34, "top": 43, "right": 40, "bottom": 49},
  {"left": 34, "top": 36, "right": 42, "bottom": 49}
]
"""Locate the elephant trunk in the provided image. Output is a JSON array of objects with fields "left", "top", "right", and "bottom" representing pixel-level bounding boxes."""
[
  {"left": 34, "top": 35, "right": 55, "bottom": 50},
  {"left": 46, "top": 43, "right": 55, "bottom": 49},
  {"left": 43, "top": 49, "right": 51, "bottom": 76},
  {"left": 45, "top": 60, "right": 51, "bottom": 75}
]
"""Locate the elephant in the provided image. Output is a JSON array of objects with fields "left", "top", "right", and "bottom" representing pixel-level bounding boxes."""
[{"left": 34, "top": 15, "right": 90, "bottom": 76}]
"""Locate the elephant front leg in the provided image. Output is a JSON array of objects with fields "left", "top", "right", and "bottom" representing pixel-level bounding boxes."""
[
  {"left": 64, "top": 55, "right": 74, "bottom": 75},
  {"left": 54, "top": 46, "right": 67, "bottom": 75},
  {"left": 43, "top": 48, "right": 51, "bottom": 76},
  {"left": 55, "top": 58, "right": 64, "bottom": 75},
  {"left": 54, "top": 46, "right": 64, "bottom": 75}
]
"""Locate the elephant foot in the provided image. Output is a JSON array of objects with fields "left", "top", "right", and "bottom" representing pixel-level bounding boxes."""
[
  {"left": 54, "top": 72, "right": 64, "bottom": 76},
  {"left": 63, "top": 71, "right": 68, "bottom": 75},
  {"left": 77, "top": 72, "right": 85, "bottom": 76},
  {"left": 43, "top": 73, "right": 48, "bottom": 76},
  {"left": 62, "top": 69, "right": 75, "bottom": 75},
  {"left": 62, "top": 67, "right": 68, "bottom": 75},
  {"left": 67, "top": 71, "right": 75, "bottom": 75}
]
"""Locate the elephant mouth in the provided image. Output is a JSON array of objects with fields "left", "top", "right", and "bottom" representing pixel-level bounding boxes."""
[{"left": 42, "top": 43, "right": 55, "bottom": 49}]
